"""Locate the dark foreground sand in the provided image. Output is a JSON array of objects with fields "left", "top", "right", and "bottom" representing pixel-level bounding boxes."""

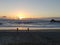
[{"left": 0, "top": 29, "right": 60, "bottom": 45}]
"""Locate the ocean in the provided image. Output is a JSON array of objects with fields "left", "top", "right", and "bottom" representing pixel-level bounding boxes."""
[
  {"left": 0, "top": 18, "right": 60, "bottom": 45},
  {"left": 0, "top": 18, "right": 60, "bottom": 30}
]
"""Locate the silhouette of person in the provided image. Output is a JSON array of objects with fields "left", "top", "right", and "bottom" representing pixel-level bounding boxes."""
[
  {"left": 17, "top": 28, "right": 19, "bottom": 32},
  {"left": 27, "top": 27, "right": 29, "bottom": 31}
]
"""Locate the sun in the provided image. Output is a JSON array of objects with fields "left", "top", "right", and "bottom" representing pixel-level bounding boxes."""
[
  {"left": 17, "top": 14, "right": 26, "bottom": 20},
  {"left": 17, "top": 12, "right": 27, "bottom": 19},
  {"left": 19, "top": 16, "right": 24, "bottom": 19}
]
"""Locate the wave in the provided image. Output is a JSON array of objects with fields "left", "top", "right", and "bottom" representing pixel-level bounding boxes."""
[{"left": 0, "top": 19, "right": 60, "bottom": 29}]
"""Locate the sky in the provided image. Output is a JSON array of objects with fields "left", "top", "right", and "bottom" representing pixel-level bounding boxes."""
[{"left": 0, "top": 0, "right": 60, "bottom": 19}]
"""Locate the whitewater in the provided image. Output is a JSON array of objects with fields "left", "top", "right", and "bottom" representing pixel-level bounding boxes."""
[{"left": 0, "top": 18, "right": 60, "bottom": 30}]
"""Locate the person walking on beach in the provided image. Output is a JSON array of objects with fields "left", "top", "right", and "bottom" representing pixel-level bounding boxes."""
[
  {"left": 27, "top": 27, "right": 29, "bottom": 32},
  {"left": 17, "top": 28, "right": 19, "bottom": 32}
]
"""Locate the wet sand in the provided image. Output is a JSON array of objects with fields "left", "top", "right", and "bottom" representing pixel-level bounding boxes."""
[
  {"left": 0, "top": 29, "right": 60, "bottom": 32},
  {"left": 0, "top": 29, "right": 60, "bottom": 45}
]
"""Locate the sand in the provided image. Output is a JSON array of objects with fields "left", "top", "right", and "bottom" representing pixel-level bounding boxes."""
[{"left": 0, "top": 29, "right": 60, "bottom": 45}]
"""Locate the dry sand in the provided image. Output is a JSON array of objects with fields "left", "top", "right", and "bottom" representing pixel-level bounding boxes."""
[{"left": 0, "top": 29, "right": 60, "bottom": 45}]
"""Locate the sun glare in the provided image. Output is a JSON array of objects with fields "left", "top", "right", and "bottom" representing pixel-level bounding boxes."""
[
  {"left": 17, "top": 12, "right": 28, "bottom": 19},
  {"left": 19, "top": 16, "right": 24, "bottom": 19},
  {"left": 17, "top": 14, "right": 25, "bottom": 19}
]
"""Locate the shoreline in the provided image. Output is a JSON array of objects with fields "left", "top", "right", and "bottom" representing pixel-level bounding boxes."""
[{"left": 0, "top": 29, "right": 60, "bottom": 32}]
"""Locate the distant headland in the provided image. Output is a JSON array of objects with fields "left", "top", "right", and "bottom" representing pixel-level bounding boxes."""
[{"left": 50, "top": 19, "right": 60, "bottom": 23}]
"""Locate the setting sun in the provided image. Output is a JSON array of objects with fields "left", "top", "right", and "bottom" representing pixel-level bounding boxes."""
[
  {"left": 17, "top": 12, "right": 28, "bottom": 19},
  {"left": 17, "top": 13, "right": 26, "bottom": 19},
  {"left": 19, "top": 16, "right": 25, "bottom": 19}
]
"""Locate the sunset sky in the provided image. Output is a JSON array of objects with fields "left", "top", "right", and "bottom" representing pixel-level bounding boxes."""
[{"left": 0, "top": 0, "right": 60, "bottom": 19}]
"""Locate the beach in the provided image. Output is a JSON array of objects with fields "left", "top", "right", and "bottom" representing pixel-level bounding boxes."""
[
  {"left": 0, "top": 0, "right": 60, "bottom": 45},
  {"left": 0, "top": 29, "right": 60, "bottom": 45}
]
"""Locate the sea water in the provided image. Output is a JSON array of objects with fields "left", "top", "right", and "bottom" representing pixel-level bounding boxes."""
[{"left": 0, "top": 18, "right": 60, "bottom": 30}]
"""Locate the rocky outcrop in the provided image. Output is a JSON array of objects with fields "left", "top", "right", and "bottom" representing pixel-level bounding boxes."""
[{"left": 50, "top": 19, "right": 60, "bottom": 23}]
